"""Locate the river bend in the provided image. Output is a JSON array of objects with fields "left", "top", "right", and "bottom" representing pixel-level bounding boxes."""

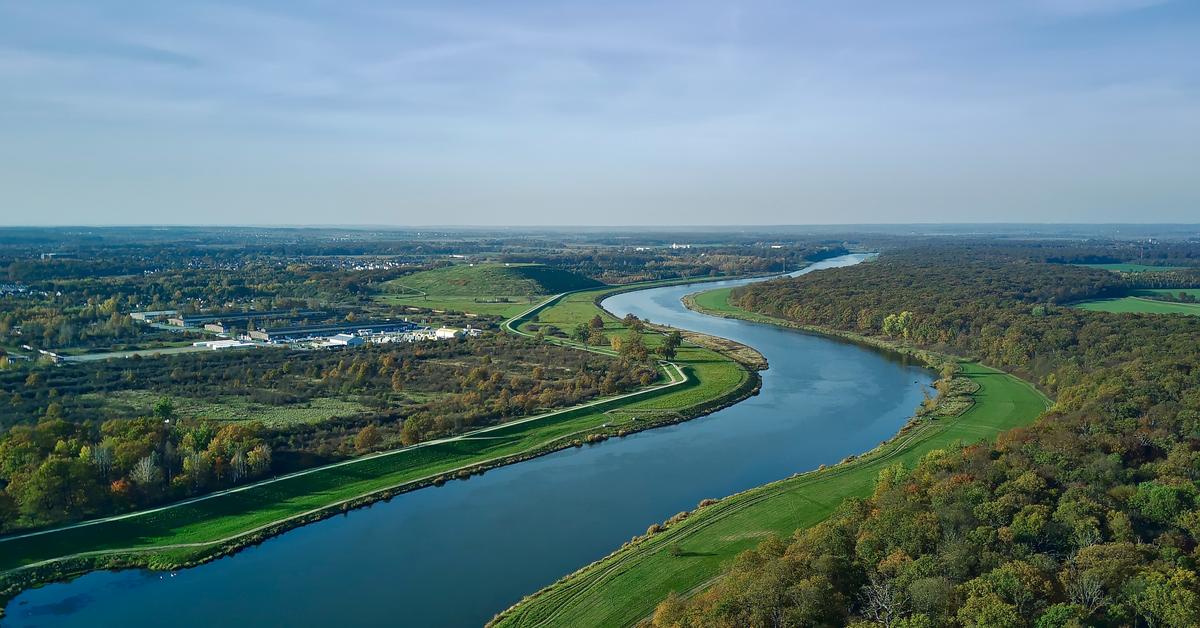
[{"left": 4, "top": 254, "right": 932, "bottom": 627}]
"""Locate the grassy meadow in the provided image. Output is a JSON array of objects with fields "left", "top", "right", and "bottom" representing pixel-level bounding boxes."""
[
  {"left": 1073, "top": 288, "right": 1200, "bottom": 316},
  {"left": 1074, "top": 296, "right": 1200, "bottom": 316},
  {"left": 81, "top": 390, "right": 379, "bottom": 428},
  {"left": 377, "top": 263, "right": 603, "bottom": 317}
]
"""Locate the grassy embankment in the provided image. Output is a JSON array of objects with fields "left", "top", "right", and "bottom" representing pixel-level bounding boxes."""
[
  {"left": 0, "top": 277, "right": 755, "bottom": 610},
  {"left": 491, "top": 287, "right": 1050, "bottom": 628},
  {"left": 376, "top": 263, "right": 603, "bottom": 317}
]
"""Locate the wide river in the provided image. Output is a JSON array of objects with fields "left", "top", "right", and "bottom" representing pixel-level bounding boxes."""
[{"left": 4, "top": 254, "right": 932, "bottom": 627}]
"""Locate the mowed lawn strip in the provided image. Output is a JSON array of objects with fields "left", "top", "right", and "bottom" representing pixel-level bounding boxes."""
[
  {"left": 492, "top": 293, "right": 1049, "bottom": 628},
  {"left": 0, "top": 280, "right": 751, "bottom": 576}
]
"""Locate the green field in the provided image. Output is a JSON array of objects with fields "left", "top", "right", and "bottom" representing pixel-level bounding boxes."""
[
  {"left": 492, "top": 293, "right": 1050, "bottom": 628},
  {"left": 1075, "top": 296, "right": 1200, "bottom": 316},
  {"left": 0, "top": 279, "right": 753, "bottom": 598},
  {"left": 687, "top": 286, "right": 741, "bottom": 315},
  {"left": 1073, "top": 262, "right": 1186, "bottom": 272},
  {"left": 377, "top": 264, "right": 603, "bottom": 317}
]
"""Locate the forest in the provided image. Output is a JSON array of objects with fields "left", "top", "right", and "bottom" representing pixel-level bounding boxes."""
[
  {"left": 0, "top": 335, "right": 657, "bottom": 532},
  {"left": 650, "top": 245, "right": 1200, "bottom": 627}
]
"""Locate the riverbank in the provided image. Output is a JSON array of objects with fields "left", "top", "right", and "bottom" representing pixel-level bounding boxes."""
[
  {"left": 490, "top": 288, "right": 1049, "bottom": 628},
  {"left": 0, "top": 279, "right": 761, "bottom": 616}
]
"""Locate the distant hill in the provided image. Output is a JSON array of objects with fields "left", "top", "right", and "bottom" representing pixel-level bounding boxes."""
[{"left": 384, "top": 264, "right": 603, "bottom": 297}]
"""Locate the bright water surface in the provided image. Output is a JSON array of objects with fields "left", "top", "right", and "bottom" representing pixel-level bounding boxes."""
[{"left": 4, "top": 254, "right": 933, "bottom": 627}]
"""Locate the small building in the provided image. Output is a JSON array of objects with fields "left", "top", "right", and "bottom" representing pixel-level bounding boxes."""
[
  {"left": 130, "top": 310, "right": 178, "bottom": 322},
  {"left": 203, "top": 323, "right": 228, "bottom": 333},
  {"left": 250, "top": 320, "right": 417, "bottom": 343},
  {"left": 435, "top": 327, "right": 463, "bottom": 340},
  {"left": 325, "top": 333, "right": 364, "bottom": 347},
  {"left": 167, "top": 309, "right": 325, "bottom": 328},
  {"left": 192, "top": 339, "right": 255, "bottom": 350},
  {"left": 0, "top": 283, "right": 30, "bottom": 295},
  {"left": 36, "top": 349, "right": 63, "bottom": 363}
]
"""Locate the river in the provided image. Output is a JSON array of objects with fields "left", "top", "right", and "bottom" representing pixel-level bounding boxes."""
[{"left": 3, "top": 254, "right": 933, "bottom": 627}]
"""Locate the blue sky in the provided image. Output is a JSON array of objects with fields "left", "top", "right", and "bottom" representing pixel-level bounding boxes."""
[{"left": 1, "top": 0, "right": 1197, "bottom": 225}]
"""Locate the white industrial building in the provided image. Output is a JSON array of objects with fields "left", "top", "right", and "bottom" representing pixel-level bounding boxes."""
[
  {"left": 192, "top": 339, "right": 256, "bottom": 350},
  {"left": 435, "top": 327, "right": 463, "bottom": 340},
  {"left": 323, "top": 333, "right": 365, "bottom": 347}
]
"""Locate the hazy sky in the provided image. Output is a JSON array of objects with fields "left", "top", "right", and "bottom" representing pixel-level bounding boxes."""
[{"left": 1, "top": 0, "right": 1197, "bottom": 226}]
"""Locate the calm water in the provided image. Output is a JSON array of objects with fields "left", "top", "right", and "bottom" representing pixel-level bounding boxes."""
[{"left": 4, "top": 255, "right": 932, "bottom": 627}]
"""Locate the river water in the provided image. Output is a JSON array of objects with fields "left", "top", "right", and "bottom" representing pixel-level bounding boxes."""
[{"left": 3, "top": 255, "right": 932, "bottom": 627}]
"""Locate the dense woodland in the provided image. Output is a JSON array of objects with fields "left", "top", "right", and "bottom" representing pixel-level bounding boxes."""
[
  {"left": 0, "top": 336, "right": 656, "bottom": 532},
  {"left": 651, "top": 245, "right": 1200, "bottom": 627}
]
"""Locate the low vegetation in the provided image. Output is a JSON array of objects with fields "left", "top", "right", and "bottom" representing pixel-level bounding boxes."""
[
  {"left": 378, "top": 263, "right": 603, "bottom": 317},
  {"left": 384, "top": 263, "right": 603, "bottom": 297}
]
